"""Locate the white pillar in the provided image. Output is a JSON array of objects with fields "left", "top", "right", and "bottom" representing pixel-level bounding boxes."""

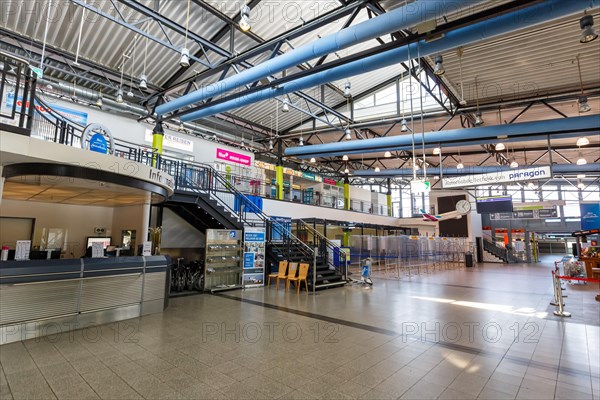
[
  {"left": 0, "top": 166, "right": 4, "bottom": 208},
  {"left": 140, "top": 192, "right": 151, "bottom": 255}
]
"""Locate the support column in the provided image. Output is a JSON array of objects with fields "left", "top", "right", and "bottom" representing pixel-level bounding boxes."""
[
  {"left": 525, "top": 231, "right": 532, "bottom": 263},
  {"left": 387, "top": 178, "right": 393, "bottom": 217},
  {"left": 275, "top": 138, "right": 284, "bottom": 200},
  {"left": 140, "top": 193, "right": 151, "bottom": 256},
  {"left": 152, "top": 122, "right": 164, "bottom": 167},
  {"left": 344, "top": 175, "right": 350, "bottom": 211},
  {"left": 343, "top": 230, "right": 351, "bottom": 247},
  {"left": 0, "top": 166, "right": 4, "bottom": 207}
]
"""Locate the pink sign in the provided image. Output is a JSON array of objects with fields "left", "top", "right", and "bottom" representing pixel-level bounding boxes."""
[{"left": 216, "top": 148, "right": 252, "bottom": 166}]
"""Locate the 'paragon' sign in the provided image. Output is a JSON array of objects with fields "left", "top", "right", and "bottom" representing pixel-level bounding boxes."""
[{"left": 442, "top": 166, "right": 551, "bottom": 188}]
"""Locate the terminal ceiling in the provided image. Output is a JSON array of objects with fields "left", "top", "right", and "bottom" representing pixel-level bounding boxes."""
[{"left": 1, "top": 0, "right": 598, "bottom": 182}]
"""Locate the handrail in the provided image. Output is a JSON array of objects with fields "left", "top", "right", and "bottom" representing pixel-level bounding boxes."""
[
  {"left": 298, "top": 219, "right": 347, "bottom": 279},
  {"left": 159, "top": 157, "right": 315, "bottom": 262},
  {"left": 298, "top": 219, "right": 348, "bottom": 284},
  {"left": 483, "top": 239, "right": 521, "bottom": 263}
]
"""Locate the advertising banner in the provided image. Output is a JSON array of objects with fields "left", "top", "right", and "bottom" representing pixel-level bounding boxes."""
[
  {"left": 442, "top": 166, "right": 551, "bottom": 188},
  {"left": 144, "top": 129, "right": 194, "bottom": 152},
  {"left": 6, "top": 92, "right": 88, "bottom": 125},
  {"left": 580, "top": 203, "right": 600, "bottom": 231},
  {"left": 243, "top": 228, "right": 266, "bottom": 288},
  {"left": 216, "top": 148, "right": 252, "bottom": 166}
]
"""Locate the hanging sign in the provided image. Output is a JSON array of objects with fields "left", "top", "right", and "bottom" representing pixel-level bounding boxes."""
[
  {"left": 216, "top": 148, "right": 252, "bottom": 166},
  {"left": 144, "top": 129, "right": 194, "bottom": 152},
  {"left": 442, "top": 166, "right": 551, "bottom": 188},
  {"left": 410, "top": 180, "right": 431, "bottom": 194}
]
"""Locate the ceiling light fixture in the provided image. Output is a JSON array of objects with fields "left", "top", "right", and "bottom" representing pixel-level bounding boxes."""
[
  {"left": 433, "top": 54, "right": 445, "bottom": 76},
  {"left": 475, "top": 110, "right": 484, "bottom": 126},
  {"left": 576, "top": 54, "right": 591, "bottom": 113},
  {"left": 310, "top": 157, "right": 316, "bottom": 163},
  {"left": 528, "top": 182, "right": 537, "bottom": 190},
  {"left": 139, "top": 74, "right": 147, "bottom": 90},
  {"left": 116, "top": 88, "right": 124, "bottom": 103},
  {"left": 240, "top": 4, "right": 252, "bottom": 32},
  {"left": 343, "top": 81, "right": 352, "bottom": 98},
  {"left": 375, "top": 166, "right": 381, "bottom": 173},
  {"left": 180, "top": 48, "right": 190, "bottom": 68},
  {"left": 268, "top": 139, "right": 273, "bottom": 150},
  {"left": 474, "top": 77, "right": 483, "bottom": 125},
  {"left": 510, "top": 158, "right": 519, "bottom": 168},
  {"left": 456, "top": 160, "right": 464, "bottom": 169},
  {"left": 578, "top": 96, "right": 591, "bottom": 113},
  {"left": 579, "top": 14, "right": 598, "bottom": 43},
  {"left": 344, "top": 168, "right": 350, "bottom": 174},
  {"left": 384, "top": 151, "right": 392, "bottom": 158},
  {"left": 577, "top": 174, "right": 586, "bottom": 179},
  {"left": 282, "top": 99, "right": 290, "bottom": 112},
  {"left": 495, "top": 143, "right": 506, "bottom": 151},
  {"left": 433, "top": 147, "right": 441, "bottom": 155},
  {"left": 457, "top": 47, "right": 467, "bottom": 106},
  {"left": 345, "top": 128, "right": 352, "bottom": 140},
  {"left": 180, "top": 0, "right": 191, "bottom": 67},
  {"left": 299, "top": 136, "right": 304, "bottom": 146},
  {"left": 96, "top": 88, "right": 103, "bottom": 108},
  {"left": 577, "top": 152, "right": 587, "bottom": 165},
  {"left": 578, "top": 181, "right": 585, "bottom": 190},
  {"left": 400, "top": 118, "right": 408, "bottom": 132},
  {"left": 577, "top": 137, "right": 590, "bottom": 146},
  {"left": 140, "top": 20, "right": 149, "bottom": 89},
  {"left": 342, "top": 155, "right": 349, "bottom": 161}
]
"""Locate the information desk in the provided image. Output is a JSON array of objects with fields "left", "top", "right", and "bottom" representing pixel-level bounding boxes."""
[
  {"left": 580, "top": 257, "right": 600, "bottom": 280},
  {"left": 0, "top": 256, "right": 170, "bottom": 345}
]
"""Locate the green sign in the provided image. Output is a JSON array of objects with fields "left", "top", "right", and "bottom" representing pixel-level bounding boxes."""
[{"left": 30, "top": 66, "right": 43, "bottom": 78}]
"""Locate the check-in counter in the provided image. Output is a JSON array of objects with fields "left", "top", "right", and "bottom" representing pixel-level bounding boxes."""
[{"left": 0, "top": 256, "right": 169, "bottom": 345}]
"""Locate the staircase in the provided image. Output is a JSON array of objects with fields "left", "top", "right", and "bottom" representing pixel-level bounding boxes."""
[
  {"left": 482, "top": 248, "right": 505, "bottom": 263},
  {"left": 483, "top": 239, "right": 521, "bottom": 263},
  {"left": 167, "top": 192, "right": 243, "bottom": 231},
  {"left": 296, "top": 220, "right": 347, "bottom": 290}
]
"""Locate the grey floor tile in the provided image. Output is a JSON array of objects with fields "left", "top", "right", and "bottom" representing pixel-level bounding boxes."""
[{"left": 438, "top": 387, "right": 478, "bottom": 400}]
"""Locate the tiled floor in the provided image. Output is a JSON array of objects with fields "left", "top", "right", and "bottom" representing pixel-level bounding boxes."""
[{"left": 1, "top": 258, "right": 598, "bottom": 399}]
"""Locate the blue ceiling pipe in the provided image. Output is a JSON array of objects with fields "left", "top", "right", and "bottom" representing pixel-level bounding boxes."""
[
  {"left": 180, "top": 0, "right": 599, "bottom": 123},
  {"left": 285, "top": 115, "right": 600, "bottom": 158},
  {"left": 353, "top": 163, "right": 600, "bottom": 177},
  {"left": 156, "top": 0, "right": 481, "bottom": 116},
  {"left": 303, "top": 131, "right": 599, "bottom": 159}
]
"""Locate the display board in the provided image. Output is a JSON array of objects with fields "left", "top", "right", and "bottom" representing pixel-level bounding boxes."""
[
  {"left": 205, "top": 229, "right": 243, "bottom": 291},
  {"left": 476, "top": 196, "right": 514, "bottom": 213},
  {"left": 580, "top": 203, "right": 600, "bottom": 231},
  {"left": 243, "top": 227, "right": 266, "bottom": 288}
]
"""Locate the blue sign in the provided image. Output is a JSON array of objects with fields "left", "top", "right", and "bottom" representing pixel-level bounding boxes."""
[
  {"left": 580, "top": 203, "right": 600, "bottom": 231},
  {"left": 243, "top": 253, "right": 255, "bottom": 269},
  {"left": 6, "top": 93, "right": 88, "bottom": 125},
  {"left": 89, "top": 133, "right": 108, "bottom": 154},
  {"left": 229, "top": 231, "right": 237, "bottom": 239},
  {"left": 270, "top": 216, "right": 292, "bottom": 243},
  {"left": 244, "top": 232, "right": 265, "bottom": 243}
]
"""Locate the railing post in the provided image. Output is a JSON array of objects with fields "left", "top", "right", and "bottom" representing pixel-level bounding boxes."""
[{"left": 313, "top": 247, "right": 318, "bottom": 296}]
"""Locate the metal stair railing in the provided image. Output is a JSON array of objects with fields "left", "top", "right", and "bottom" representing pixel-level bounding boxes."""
[
  {"left": 159, "top": 159, "right": 316, "bottom": 267},
  {"left": 0, "top": 51, "right": 37, "bottom": 136},
  {"left": 298, "top": 220, "right": 348, "bottom": 282},
  {"left": 483, "top": 239, "right": 521, "bottom": 263}
]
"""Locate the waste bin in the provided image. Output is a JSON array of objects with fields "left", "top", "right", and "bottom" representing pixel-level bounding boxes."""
[{"left": 465, "top": 252, "right": 474, "bottom": 268}]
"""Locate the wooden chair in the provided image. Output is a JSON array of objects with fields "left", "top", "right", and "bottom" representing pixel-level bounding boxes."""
[
  {"left": 267, "top": 261, "right": 288, "bottom": 289},
  {"left": 284, "top": 262, "right": 299, "bottom": 291},
  {"left": 287, "top": 263, "right": 309, "bottom": 293}
]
